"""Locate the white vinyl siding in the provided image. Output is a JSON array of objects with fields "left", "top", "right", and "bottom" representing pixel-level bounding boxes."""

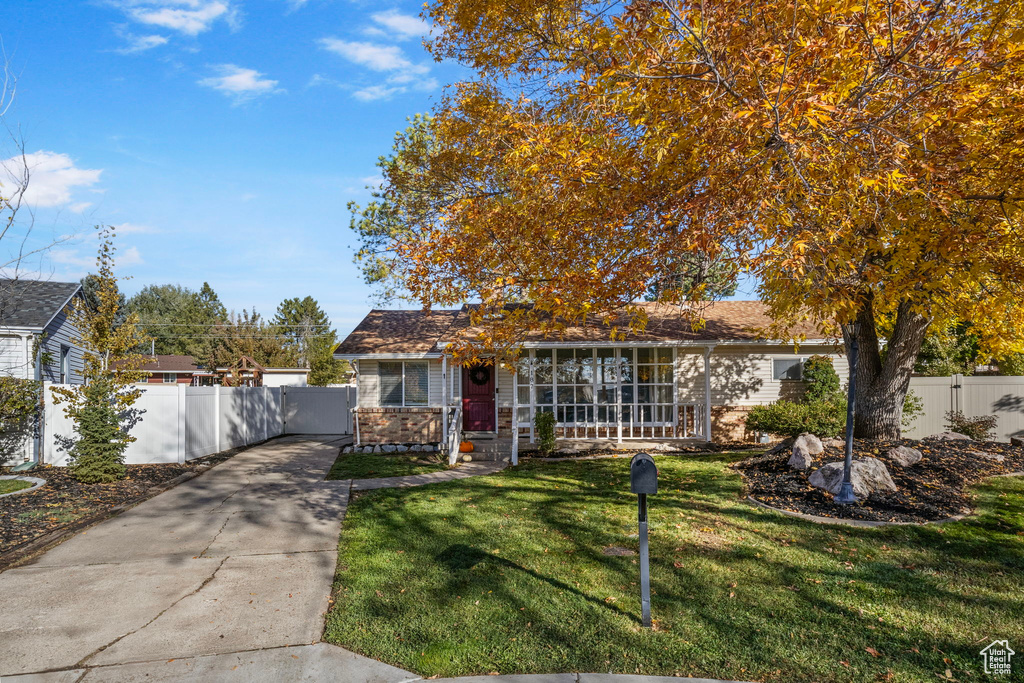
[{"left": 0, "top": 335, "right": 30, "bottom": 378}]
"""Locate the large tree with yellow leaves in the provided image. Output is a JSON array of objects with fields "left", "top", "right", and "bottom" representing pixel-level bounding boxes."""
[{"left": 354, "top": 0, "right": 1024, "bottom": 439}]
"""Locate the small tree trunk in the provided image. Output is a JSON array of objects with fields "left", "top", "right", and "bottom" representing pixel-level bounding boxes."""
[{"left": 844, "top": 295, "right": 930, "bottom": 440}]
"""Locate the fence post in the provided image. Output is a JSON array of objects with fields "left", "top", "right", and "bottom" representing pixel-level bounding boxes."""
[
  {"left": 263, "top": 385, "right": 269, "bottom": 441},
  {"left": 214, "top": 385, "right": 221, "bottom": 452},
  {"left": 177, "top": 384, "right": 187, "bottom": 464}
]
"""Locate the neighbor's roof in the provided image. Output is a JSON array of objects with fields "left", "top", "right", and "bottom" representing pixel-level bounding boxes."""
[
  {"left": 139, "top": 354, "right": 201, "bottom": 373},
  {"left": 0, "top": 279, "right": 82, "bottom": 330},
  {"left": 334, "top": 302, "right": 828, "bottom": 356}
]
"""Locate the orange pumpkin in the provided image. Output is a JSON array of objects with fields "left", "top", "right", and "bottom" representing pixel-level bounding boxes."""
[{"left": 459, "top": 441, "right": 474, "bottom": 453}]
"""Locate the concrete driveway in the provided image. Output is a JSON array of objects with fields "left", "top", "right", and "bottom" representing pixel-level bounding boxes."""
[{"left": 0, "top": 435, "right": 411, "bottom": 681}]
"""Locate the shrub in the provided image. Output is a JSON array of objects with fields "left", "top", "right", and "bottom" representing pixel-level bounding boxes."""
[
  {"left": 535, "top": 410, "right": 556, "bottom": 454},
  {"left": 902, "top": 390, "right": 925, "bottom": 428},
  {"left": 802, "top": 355, "right": 841, "bottom": 402},
  {"left": 745, "top": 397, "right": 846, "bottom": 438},
  {"left": 943, "top": 410, "right": 998, "bottom": 441},
  {"left": 65, "top": 379, "right": 130, "bottom": 483},
  {"left": 0, "top": 377, "right": 41, "bottom": 466}
]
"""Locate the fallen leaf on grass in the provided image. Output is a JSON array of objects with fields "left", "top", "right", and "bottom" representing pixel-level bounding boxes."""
[{"left": 865, "top": 647, "right": 881, "bottom": 657}]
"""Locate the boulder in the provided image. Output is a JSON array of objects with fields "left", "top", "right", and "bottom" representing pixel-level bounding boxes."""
[
  {"left": 381, "top": 444, "right": 397, "bottom": 453},
  {"left": 887, "top": 445, "right": 923, "bottom": 467},
  {"left": 795, "top": 433, "right": 824, "bottom": 456},
  {"left": 788, "top": 449, "right": 813, "bottom": 470},
  {"left": 1010, "top": 436, "right": 1023, "bottom": 448},
  {"left": 928, "top": 432, "right": 974, "bottom": 441},
  {"left": 395, "top": 445, "right": 408, "bottom": 453},
  {"left": 767, "top": 438, "right": 795, "bottom": 456},
  {"left": 808, "top": 457, "right": 898, "bottom": 500},
  {"left": 968, "top": 449, "right": 1005, "bottom": 462},
  {"left": 340, "top": 445, "right": 352, "bottom": 454},
  {"left": 788, "top": 433, "right": 823, "bottom": 470}
]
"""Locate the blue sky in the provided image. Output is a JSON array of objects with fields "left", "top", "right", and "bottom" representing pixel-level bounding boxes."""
[{"left": 2, "top": 0, "right": 467, "bottom": 337}]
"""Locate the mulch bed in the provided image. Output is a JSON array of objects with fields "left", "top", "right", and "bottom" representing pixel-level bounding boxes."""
[
  {"left": 0, "top": 452, "right": 233, "bottom": 559},
  {"left": 735, "top": 438, "right": 1024, "bottom": 523}
]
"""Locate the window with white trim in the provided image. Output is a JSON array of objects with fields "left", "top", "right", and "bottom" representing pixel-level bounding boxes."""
[
  {"left": 379, "top": 361, "right": 429, "bottom": 407},
  {"left": 772, "top": 358, "right": 804, "bottom": 381},
  {"left": 163, "top": 373, "right": 178, "bottom": 384},
  {"left": 60, "top": 345, "right": 70, "bottom": 383}
]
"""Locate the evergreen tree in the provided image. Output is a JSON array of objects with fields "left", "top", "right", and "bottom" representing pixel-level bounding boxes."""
[
  {"left": 126, "top": 282, "right": 227, "bottom": 358},
  {"left": 272, "top": 296, "right": 347, "bottom": 385},
  {"left": 52, "top": 227, "right": 151, "bottom": 483}
]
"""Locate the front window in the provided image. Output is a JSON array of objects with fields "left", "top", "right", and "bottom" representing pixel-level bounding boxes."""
[
  {"left": 379, "top": 361, "right": 429, "bottom": 407},
  {"left": 773, "top": 358, "right": 804, "bottom": 380},
  {"left": 516, "top": 347, "right": 675, "bottom": 426},
  {"left": 163, "top": 373, "right": 178, "bottom": 383}
]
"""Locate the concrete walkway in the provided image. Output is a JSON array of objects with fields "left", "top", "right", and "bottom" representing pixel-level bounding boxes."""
[
  {"left": 1, "top": 436, "right": 738, "bottom": 683},
  {"left": 351, "top": 460, "right": 507, "bottom": 491}
]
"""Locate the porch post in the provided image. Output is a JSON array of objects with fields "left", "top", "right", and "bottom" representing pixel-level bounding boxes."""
[
  {"left": 703, "top": 345, "right": 715, "bottom": 443},
  {"left": 442, "top": 355, "right": 448, "bottom": 452},
  {"left": 512, "top": 364, "right": 519, "bottom": 465},
  {"left": 672, "top": 346, "right": 679, "bottom": 439}
]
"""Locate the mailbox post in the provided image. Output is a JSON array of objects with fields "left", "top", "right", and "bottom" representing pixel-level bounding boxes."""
[{"left": 630, "top": 452, "right": 658, "bottom": 628}]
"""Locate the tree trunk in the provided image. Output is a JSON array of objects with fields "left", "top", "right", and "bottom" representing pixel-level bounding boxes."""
[{"left": 843, "top": 294, "right": 930, "bottom": 440}]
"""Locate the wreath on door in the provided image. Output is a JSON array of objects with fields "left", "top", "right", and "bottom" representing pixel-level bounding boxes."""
[{"left": 469, "top": 366, "right": 491, "bottom": 386}]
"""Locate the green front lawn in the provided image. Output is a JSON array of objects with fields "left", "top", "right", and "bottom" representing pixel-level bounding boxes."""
[
  {"left": 0, "top": 479, "right": 32, "bottom": 495},
  {"left": 325, "top": 453, "right": 1024, "bottom": 682},
  {"left": 326, "top": 451, "right": 451, "bottom": 480}
]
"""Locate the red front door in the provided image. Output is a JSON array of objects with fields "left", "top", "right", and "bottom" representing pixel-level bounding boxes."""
[{"left": 462, "top": 364, "right": 496, "bottom": 431}]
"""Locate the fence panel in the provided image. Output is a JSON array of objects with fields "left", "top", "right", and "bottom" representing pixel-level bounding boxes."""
[
  {"left": 283, "top": 385, "right": 355, "bottom": 434},
  {"left": 905, "top": 377, "right": 956, "bottom": 440},
  {"left": 219, "top": 387, "right": 249, "bottom": 451},
  {"left": 960, "top": 376, "right": 1024, "bottom": 443},
  {"left": 185, "top": 387, "right": 218, "bottom": 459},
  {"left": 907, "top": 375, "right": 1024, "bottom": 442}
]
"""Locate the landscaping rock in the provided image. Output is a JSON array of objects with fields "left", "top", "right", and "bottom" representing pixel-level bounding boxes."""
[
  {"left": 1011, "top": 436, "right": 1023, "bottom": 448},
  {"left": 823, "top": 438, "right": 846, "bottom": 450},
  {"left": 968, "top": 449, "right": 1005, "bottom": 462},
  {"left": 796, "top": 433, "right": 824, "bottom": 456},
  {"left": 928, "top": 431, "right": 974, "bottom": 441},
  {"left": 808, "top": 457, "right": 898, "bottom": 499},
  {"left": 887, "top": 445, "right": 923, "bottom": 467},
  {"left": 395, "top": 445, "right": 408, "bottom": 453},
  {"left": 788, "top": 449, "right": 813, "bottom": 470},
  {"left": 381, "top": 445, "right": 397, "bottom": 453},
  {"left": 788, "top": 433, "right": 822, "bottom": 469}
]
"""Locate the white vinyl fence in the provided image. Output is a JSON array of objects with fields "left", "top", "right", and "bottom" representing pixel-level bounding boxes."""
[
  {"left": 906, "top": 375, "right": 1024, "bottom": 442},
  {"left": 39, "top": 383, "right": 355, "bottom": 466}
]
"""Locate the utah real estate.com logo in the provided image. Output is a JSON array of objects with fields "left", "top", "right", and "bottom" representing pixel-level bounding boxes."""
[{"left": 980, "top": 640, "right": 1015, "bottom": 676}]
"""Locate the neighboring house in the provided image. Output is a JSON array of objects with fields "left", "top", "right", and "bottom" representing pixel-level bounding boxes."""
[
  {"left": 0, "top": 279, "right": 85, "bottom": 384},
  {"left": 334, "top": 302, "right": 848, "bottom": 450},
  {"left": 137, "top": 354, "right": 202, "bottom": 385}
]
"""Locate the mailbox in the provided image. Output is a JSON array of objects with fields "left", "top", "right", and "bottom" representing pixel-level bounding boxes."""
[{"left": 630, "top": 452, "right": 658, "bottom": 495}]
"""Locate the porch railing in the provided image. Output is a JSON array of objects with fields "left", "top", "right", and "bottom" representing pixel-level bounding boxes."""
[
  {"left": 519, "top": 402, "right": 706, "bottom": 442},
  {"left": 444, "top": 405, "right": 463, "bottom": 465}
]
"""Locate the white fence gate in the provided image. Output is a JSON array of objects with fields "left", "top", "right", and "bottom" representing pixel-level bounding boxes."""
[
  {"left": 906, "top": 375, "right": 1024, "bottom": 442},
  {"left": 38, "top": 382, "right": 355, "bottom": 466},
  {"left": 282, "top": 385, "right": 356, "bottom": 435}
]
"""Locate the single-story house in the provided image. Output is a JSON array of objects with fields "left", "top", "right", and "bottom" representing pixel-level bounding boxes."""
[
  {"left": 334, "top": 302, "right": 848, "bottom": 457},
  {"left": 0, "top": 279, "right": 86, "bottom": 384},
  {"left": 137, "top": 354, "right": 203, "bottom": 384}
]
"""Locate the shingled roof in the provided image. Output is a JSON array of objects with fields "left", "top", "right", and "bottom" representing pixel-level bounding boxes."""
[
  {"left": 139, "top": 355, "right": 201, "bottom": 373},
  {"left": 0, "top": 279, "right": 82, "bottom": 330},
  {"left": 335, "top": 302, "right": 827, "bottom": 356}
]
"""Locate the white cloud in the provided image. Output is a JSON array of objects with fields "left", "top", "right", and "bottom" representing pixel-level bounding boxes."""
[
  {"left": 367, "top": 10, "right": 431, "bottom": 41},
  {"left": 353, "top": 84, "right": 404, "bottom": 101},
  {"left": 198, "top": 64, "right": 281, "bottom": 103},
  {"left": 112, "top": 222, "right": 159, "bottom": 234},
  {"left": 1, "top": 151, "right": 102, "bottom": 208},
  {"left": 51, "top": 245, "right": 144, "bottom": 270},
  {"left": 116, "top": 33, "right": 169, "bottom": 53},
  {"left": 120, "top": 246, "right": 144, "bottom": 266},
  {"left": 318, "top": 39, "right": 427, "bottom": 73},
  {"left": 112, "top": 1, "right": 237, "bottom": 37}
]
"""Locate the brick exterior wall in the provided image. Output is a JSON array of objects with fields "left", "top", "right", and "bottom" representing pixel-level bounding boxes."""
[
  {"left": 497, "top": 407, "right": 513, "bottom": 437},
  {"left": 711, "top": 405, "right": 759, "bottom": 443},
  {"left": 356, "top": 408, "right": 442, "bottom": 444}
]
